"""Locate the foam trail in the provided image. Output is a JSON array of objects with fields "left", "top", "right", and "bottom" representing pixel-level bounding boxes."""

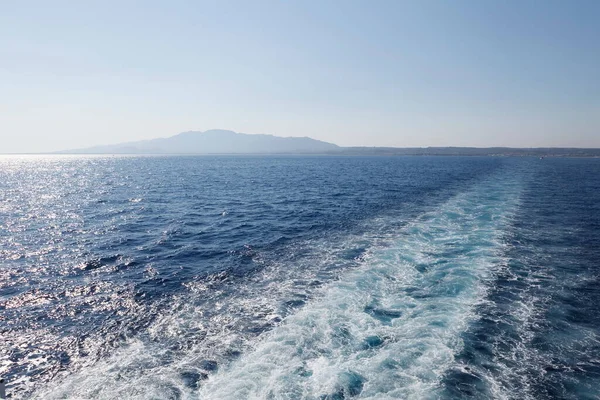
[
  {"left": 198, "top": 175, "right": 522, "bottom": 399},
  {"left": 32, "top": 172, "right": 520, "bottom": 400}
]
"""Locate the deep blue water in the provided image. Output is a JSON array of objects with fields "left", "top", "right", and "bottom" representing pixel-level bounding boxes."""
[{"left": 0, "top": 155, "right": 598, "bottom": 399}]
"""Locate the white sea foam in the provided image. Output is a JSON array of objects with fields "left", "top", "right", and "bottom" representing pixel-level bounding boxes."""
[
  {"left": 33, "top": 174, "right": 522, "bottom": 400},
  {"left": 197, "top": 176, "right": 522, "bottom": 399}
]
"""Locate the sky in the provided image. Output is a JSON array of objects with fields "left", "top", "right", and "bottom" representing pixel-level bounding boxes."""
[{"left": 1, "top": 0, "right": 599, "bottom": 152}]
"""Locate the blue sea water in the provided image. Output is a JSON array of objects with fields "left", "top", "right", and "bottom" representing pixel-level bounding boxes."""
[{"left": 0, "top": 155, "right": 598, "bottom": 399}]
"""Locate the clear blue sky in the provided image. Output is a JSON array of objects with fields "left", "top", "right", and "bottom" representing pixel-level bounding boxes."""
[{"left": 1, "top": 0, "right": 599, "bottom": 152}]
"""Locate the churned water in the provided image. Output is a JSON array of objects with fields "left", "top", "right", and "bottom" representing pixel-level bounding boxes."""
[{"left": 0, "top": 155, "right": 598, "bottom": 399}]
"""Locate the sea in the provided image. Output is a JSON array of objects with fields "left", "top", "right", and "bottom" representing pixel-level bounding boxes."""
[{"left": 0, "top": 155, "right": 598, "bottom": 400}]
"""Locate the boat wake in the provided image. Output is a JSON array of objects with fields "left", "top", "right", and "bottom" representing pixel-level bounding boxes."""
[{"left": 32, "top": 171, "right": 523, "bottom": 399}]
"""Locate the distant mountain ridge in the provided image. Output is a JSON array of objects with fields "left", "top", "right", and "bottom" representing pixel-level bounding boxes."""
[
  {"left": 59, "top": 129, "right": 340, "bottom": 154},
  {"left": 56, "top": 129, "right": 600, "bottom": 157}
]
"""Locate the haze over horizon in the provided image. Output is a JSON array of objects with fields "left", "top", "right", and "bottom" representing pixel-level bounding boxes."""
[{"left": 2, "top": 1, "right": 599, "bottom": 153}]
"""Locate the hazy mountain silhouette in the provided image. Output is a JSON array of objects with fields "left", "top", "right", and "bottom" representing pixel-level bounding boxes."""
[
  {"left": 56, "top": 130, "right": 600, "bottom": 157},
  {"left": 59, "top": 130, "right": 340, "bottom": 154}
]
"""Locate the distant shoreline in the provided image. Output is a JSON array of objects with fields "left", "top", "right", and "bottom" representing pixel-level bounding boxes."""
[
  {"left": 32, "top": 130, "right": 600, "bottom": 158},
  {"left": 3, "top": 150, "right": 600, "bottom": 158}
]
